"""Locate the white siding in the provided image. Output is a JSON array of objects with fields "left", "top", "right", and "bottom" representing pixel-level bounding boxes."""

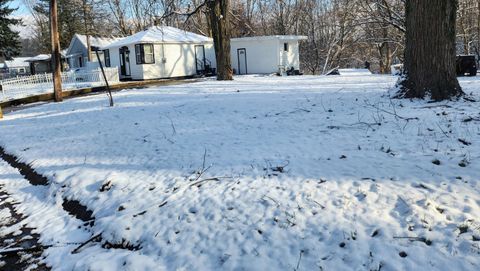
[
  {"left": 128, "top": 44, "right": 144, "bottom": 80},
  {"left": 230, "top": 38, "right": 302, "bottom": 74},
  {"left": 204, "top": 43, "right": 216, "bottom": 70},
  {"left": 108, "top": 44, "right": 142, "bottom": 80},
  {"left": 108, "top": 42, "right": 215, "bottom": 80},
  {"left": 280, "top": 41, "right": 300, "bottom": 70},
  {"left": 143, "top": 44, "right": 195, "bottom": 79},
  {"left": 230, "top": 39, "right": 279, "bottom": 74},
  {"left": 109, "top": 47, "right": 121, "bottom": 75}
]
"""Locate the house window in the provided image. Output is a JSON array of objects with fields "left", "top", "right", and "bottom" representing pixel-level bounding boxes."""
[
  {"left": 78, "top": 56, "right": 83, "bottom": 67},
  {"left": 135, "top": 44, "right": 155, "bottom": 64},
  {"left": 103, "top": 49, "right": 111, "bottom": 67},
  {"left": 284, "top": 43, "right": 289, "bottom": 52}
]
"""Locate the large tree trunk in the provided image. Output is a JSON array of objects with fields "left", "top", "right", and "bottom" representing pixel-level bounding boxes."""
[
  {"left": 398, "top": 0, "right": 463, "bottom": 101},
  {"left": 208, "top": 0, "right": 233, "bottom": 80}
]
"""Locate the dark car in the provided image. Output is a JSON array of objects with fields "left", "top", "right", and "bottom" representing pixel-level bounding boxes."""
[{"left": 456, "top": 55, "right": 477, "bottom": 76}]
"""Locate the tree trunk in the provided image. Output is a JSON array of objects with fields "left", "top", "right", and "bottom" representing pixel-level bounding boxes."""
[
  {"left": 50, "top": 0, "right": 63, "bottom": 102},
  {"left": 398, "top": 0, "right": 463, "bottom": 101},
  {"left": 208, "top": 0, "right": 233, "bottom": 80}
]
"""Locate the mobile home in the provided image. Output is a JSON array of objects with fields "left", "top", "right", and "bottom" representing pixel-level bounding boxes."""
[
  {"left": 102, "top": 26, "right": 216, "bottom": 80},
  {"left": 230, "top": 36, "right": 307, "bottom": 75}
]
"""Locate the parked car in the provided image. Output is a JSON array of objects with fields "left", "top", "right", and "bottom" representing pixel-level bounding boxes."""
[
  {"left": 456, "top": 55, "right": 477, "bottom": 76},
  {"left": 66, "top": 68, "right": 90, "bottom": 82}
]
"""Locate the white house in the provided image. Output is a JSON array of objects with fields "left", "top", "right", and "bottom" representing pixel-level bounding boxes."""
[
  {"left": 230, "top": 36, "right": 307, "bottom": 75},
  {"left": 102, "top": 26, "right": 216, "bottom": 80},
  {"left": 3, "top": 57, "right": 31, "bottom": 75},
  {"left": 66, "top": 34, "right": 122, "bottom": 69}
]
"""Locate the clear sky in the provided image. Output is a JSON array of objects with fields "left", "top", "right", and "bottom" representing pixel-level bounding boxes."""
[{"left": 8, "top": 0, "right": 30, "bottom": 16}]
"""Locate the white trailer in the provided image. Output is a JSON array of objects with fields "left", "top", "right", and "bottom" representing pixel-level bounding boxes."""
[
  {"left": 230, "top": 35, "right": 307, "bottom": 75},
  {"left": 102, "top": 26, "right": 216, "bottom": 80}
]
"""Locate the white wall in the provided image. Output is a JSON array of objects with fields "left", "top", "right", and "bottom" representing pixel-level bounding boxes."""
[
  {"left": 204, "top": 43, "right": 216, "bottom": 70},
  {"left": 108, "top": 42, "right": 215, "bottom": 80},
  {"left": 280, "top": 41, "right": 300, "bottom": 71},
  {"left": 230, "top": 39, "right": 279, "bottom": 74},
  {"left": 230, "top": 39, "right": 302, "bottom": 74},
  {"left": 108, "top": 44, "right": 143, "bottom": 80},
  {"left": 143, "top": 43, "right": 193, "bottom": 79}
]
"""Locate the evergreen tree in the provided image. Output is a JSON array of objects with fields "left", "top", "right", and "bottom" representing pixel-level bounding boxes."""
[
  {"left": 0, "top": 0, "right": 22, "bottom": 59},
  {"left": 33, "top": 0, "right": 85, "bottom": 50}
]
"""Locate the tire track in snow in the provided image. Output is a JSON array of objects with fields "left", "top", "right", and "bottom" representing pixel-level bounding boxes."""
[
  {"left": 0, "top": 145, "right": 140, "bottom": 259},
  {"left": 0, "top": 185, "right": 49, "bottom": 270}
]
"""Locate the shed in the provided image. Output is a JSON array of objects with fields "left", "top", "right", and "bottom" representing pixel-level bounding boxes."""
[
  {"left": 230, "top": 35, "right": 307, "bottom": 75},
  {"left": 26, "top": 52, "right": 67, "bottom": 75},
  {"left": 102, "top": 26, "right": 216, "bottom": 80},
  {"left": 66, "top": 34, "right": 123, "bottom": 69}
]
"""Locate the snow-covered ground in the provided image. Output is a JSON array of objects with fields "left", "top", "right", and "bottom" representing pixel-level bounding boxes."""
[{"left": 0, "top": 74, "right": 479, "bottom": 270}]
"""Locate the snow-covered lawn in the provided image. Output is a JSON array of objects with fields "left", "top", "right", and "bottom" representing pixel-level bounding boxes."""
[{"left": 1, "top": 74, "right": 479, "bottom": 270}]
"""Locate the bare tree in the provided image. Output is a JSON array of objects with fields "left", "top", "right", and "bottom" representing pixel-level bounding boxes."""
[
  {"left": 208, "top": 0, "right": 233, "bottom": 80},
  {"left": 397, "top": 0, "right": 462, "bottom": 100}
]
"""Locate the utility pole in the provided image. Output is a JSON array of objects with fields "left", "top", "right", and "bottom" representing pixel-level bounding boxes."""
[
  {"left": 50, "top": 0, "right": 63, "bottom": 102},
  {"left": 83, "top": 0, "right": 91, "bottom": 62}
]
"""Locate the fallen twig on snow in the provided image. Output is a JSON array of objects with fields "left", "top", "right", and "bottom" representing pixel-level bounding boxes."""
[
  {"left": 71, "top": 233, "right": 102, "bottom": 254},
  {"left": 365, "top": 101, "right": 419, "bottom": 122}
]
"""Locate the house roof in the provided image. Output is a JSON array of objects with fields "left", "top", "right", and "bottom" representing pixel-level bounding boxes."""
[
  {"left": 26, "top": 51, "right": 67, "bottom": 62},
  {"left": 67, "top": 34, "right": 123, "bottom": 55},
  {"left": 4, "top": 57, "right": 31, "bottom": 68},
  {"left": 25, "top": 54, "right": 51, "bottom": 62},
  {"left": 103, "top": 26, "right": 212, "bottom": 49},
  {"left": 231, "top": 35, "right": 308, "bottom": 42}
]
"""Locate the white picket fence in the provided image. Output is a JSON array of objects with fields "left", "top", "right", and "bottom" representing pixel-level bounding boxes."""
[{"left": 0, "top": 68, "right": 120, "bottom": 102}]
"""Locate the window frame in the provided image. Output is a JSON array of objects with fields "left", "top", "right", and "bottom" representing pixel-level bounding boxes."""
[
  {"left": 135, "top": 44, "right": 155, "bottom": 64},
  {"left": 103, "top": 49, "right": 111, "bottom": 67}
]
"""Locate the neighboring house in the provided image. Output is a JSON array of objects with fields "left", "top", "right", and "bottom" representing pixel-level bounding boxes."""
[
  {"left": 4, "top": 57, "right": 31, "bottom": 75},
  {"left": 66, "top": 34, "right": 123, "bottom": 69},
  {"left": 26, "top": 52, "right": 67, "bottom": 75},
  {"left": 230, "top": 36, "right": 307, "bottom": 75},
  {"left": 102, "top": 26, "right": 216, "bottom": 80},
  {"left": 0, "top": 62, "right": 7, "bottom": 73}
]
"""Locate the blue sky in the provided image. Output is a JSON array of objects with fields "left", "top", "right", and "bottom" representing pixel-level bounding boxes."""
[{"left": 8, "top": 0, "right": 30, "bottom": 16}]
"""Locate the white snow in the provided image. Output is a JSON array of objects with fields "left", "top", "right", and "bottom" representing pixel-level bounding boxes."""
[
  {"left": 25, "top": 54, "right": 52, "bottom": 62},
  {"left": 73, "top": 34, "right": 123, "bottom": 49},
  {"left": 338, "top": 68, "right": 373, "bottom": 76},
  {"left": 103, "top": 26, "right": 212, "bottom": 49},
  {"left": 3, "top": 57, "right": 30, "bottom": 69},
  {"left": 0, "top": 74, "right": 479, "bottom": 270}
]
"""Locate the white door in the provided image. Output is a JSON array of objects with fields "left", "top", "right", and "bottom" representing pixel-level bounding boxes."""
[
  {"left": 119, "top": 46, "right": 131, "bottom": 77},
  {"left": 237, "top": 48, "right": 247, "bottom": 75}
]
